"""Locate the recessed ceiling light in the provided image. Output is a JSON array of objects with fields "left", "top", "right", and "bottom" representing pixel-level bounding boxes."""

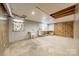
[{"left": 32, "top": 11, "right": 35, "bottom": 15}]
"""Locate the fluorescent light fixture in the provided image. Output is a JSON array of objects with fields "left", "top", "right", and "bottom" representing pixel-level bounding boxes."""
[
  {"left": 0, "top": 17, "right": 7, "bottom": 20},
  {"left": 12, "top": 19, "right": 24, "bottom": 22}
]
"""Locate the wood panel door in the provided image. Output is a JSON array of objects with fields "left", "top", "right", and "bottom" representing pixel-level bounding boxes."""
[
  {"left": 65, "top": 22, "right": 73, "bottom": 37},
  {"left": 54, "top": 21, "right": 73, "bottom": 37}
]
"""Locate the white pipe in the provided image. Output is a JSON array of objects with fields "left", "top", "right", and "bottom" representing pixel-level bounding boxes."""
[{"left": 3, "top": 3, "right": 14, "bottom": 18}]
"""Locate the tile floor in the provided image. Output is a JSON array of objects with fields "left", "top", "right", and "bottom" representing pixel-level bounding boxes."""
[{"left": 4, "top": 36, "right": 77, "bottom": 56}]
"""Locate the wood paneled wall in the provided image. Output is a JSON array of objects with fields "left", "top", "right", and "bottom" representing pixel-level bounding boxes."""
[
  {"left": 0, "top": 21, "right": 9, "bottom": 55},
  {"left": 54, "top": 21, "right": 73, "bottom": 37},
  {"left": 0, "top": 4, "right": 9, "bottom": 55}
]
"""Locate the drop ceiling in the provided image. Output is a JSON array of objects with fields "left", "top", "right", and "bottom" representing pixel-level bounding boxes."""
[{"left": 9, "top": 3, "right": 75, "bottom": 24}]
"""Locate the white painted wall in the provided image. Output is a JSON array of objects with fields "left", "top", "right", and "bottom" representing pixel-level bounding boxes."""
[
  {"left": 48, "top": 24, "right": 54, "bottom": 31},
  {"left": 9, "top": 20, "right": 49, "bottom": 43},
  {"left": 54, "top": 14, "right": 74, "bottom": 23},
  {"left": 9, "top": 20, "right": 41, "bottom": 43}
]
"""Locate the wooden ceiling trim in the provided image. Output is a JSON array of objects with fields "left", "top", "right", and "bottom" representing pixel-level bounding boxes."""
[
  {"left": 50, "top": 4, "right": 76, "bottom": 19},
  {"left": 53, "top": 10, "right": 75, "bottom": 18},
  {"left": 53, "top": 7, "right": 75, "bottom": 16}
]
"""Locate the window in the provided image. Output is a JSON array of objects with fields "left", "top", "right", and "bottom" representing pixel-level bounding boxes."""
[
  {"left": 12, "top": 19, "right": 24, "bottom": 32},
  {"left": 40, "top": 23, "right": 48, "bottom": 31}
]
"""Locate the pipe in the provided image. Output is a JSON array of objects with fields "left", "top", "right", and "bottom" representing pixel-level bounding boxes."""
[{"left": 3, "top": 3, "right": 14, "bottom": 18}]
